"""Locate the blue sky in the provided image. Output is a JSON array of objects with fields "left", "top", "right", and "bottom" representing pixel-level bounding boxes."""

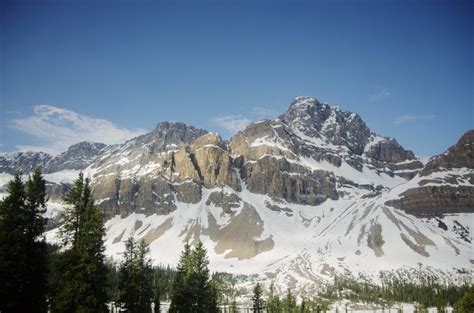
[{"left": 1, "top": 0, "right": 472, "bottom": 156}]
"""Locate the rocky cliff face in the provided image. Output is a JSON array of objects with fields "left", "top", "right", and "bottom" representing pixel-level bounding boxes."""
[
  {"left": 1, "top": 96, "right": 472, "bottom": 294},
  {"left": 386, "top": 130, "right": 474, "bottom": 216}
]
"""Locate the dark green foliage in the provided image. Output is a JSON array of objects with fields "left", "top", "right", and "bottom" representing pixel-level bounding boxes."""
[
  {"left": 319, "top": 268, "right": 471, "bottom": 309},
  {"left": 169, "top": 241, "right": 219, "bottom": 312},
  {"left": 454, "top": 285, "right": 474, "bottom": 313},
  {"left": 50, "top": 173, "right": 108, "bottom": 313},
  {"left": 153, "top": 264, "right": 176, "bottom": 301},
  {"left": 282, "top": 288, "right": 297, "bottom": 312},
  {"left": 267, "top": 281, "right": 281, "bottom": 313},
  {"left": 117, "top": 237, "right": 154, "bottom": 313},
  {"left": 252, "top": 282, "right": 265, "bottom": 312},
  {"left": 0, "top": 170, "right": 48, "bottom": 313}
]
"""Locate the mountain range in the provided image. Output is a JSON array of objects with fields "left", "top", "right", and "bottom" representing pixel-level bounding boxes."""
[{"left": 1, "top": 96, "right": 472, "bottom": 296}]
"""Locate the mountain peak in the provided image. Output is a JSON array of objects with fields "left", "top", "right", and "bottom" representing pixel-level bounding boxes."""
[{"left": 289, "top": 96, "right": 321, "bottom": 109}]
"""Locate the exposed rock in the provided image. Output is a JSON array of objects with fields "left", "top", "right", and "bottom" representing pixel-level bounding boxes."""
[
  {"left": 242, "top": 156, "right": 338, "bottom": 205},
  {"left": 45, "top": 142, "right": 107, "bottom": 173},
  {"left": 206, "top": 191, "right": 241, "bottom": 214},
  {"left": 385, "top": 130, "right": 474, "bottom": 216},
  {"left": 367, "top": 139, "right": 415, "bottom": 163},
  {"left": 0, "top": 151, "right": 51, "bottom": 174},
  {"left": 282, "top": 96, "right": 372, "bottom": 155},
  {"left": 206, "top": 203, "right": 274, "bottom": 260},
  {"left": 367, "top": 222, "right": 385, "bottom": 257},
  {"left": 386, "top": 185, "right": 474, "bottom": 216},
  {"left": 191, "top": 133, "right": 241, "bottom": 191},
  {"left": 421, "top": 129, "right": 474, "bottom": 176}
]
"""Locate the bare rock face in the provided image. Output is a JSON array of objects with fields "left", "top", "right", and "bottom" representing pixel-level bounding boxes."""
[
  {"left": 45, "top": 142, "right": 107, "bottom": 173},
  {"left": 421, "top": 130, "right": 474, "bottom": 176},
  {"left": 242, "top": 156, "right": 338, "bottom": 205},
  {"left": 282, "top": 96, "right": 372, "bottom": 155},
  {"left": 386, "top": 185, "right": 474, "bottom": 217},
  {"left": 385, "top": 129, "right": 474, "bottom": 216},
  {"left": 367, "top": 139, "right": 415, "bottom": 163},
  {"left": 128, "top": 121, "right": 208, "bottom": 154},
  {"left": 190, "top": 133, "right": 241, "bottom": 191},
  {"left": 0, "top": 151, "right": 51, "bottom": 174}
]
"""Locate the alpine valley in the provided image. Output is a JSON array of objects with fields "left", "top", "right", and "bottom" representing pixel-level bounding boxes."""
[{"left": 1, "top": 96, "right": 472, "bottom": 296}]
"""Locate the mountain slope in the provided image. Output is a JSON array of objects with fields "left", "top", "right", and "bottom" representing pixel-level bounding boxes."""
[{"left": 1, "top": 96, "right": 472, "bottom": 294}]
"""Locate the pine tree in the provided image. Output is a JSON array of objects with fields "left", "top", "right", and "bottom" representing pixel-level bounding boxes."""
[
  {"left": 283, "top": 287, "right": 297, "bottom": 313},
  {"left": 267, "top": 281, "right": 281, "bottom": 313},
  {"left": 118, "top": 237, "right": 154, "bottom": 313},
  {"left": 191, "top": 241, "right": 211, "bottom": 311},
  {"left": 207, "top": 277, "right": 220, "bottom": 313},
  {"left": 50, "top": 173, "right": 108, "bottom": 312},
  {"left": 169, "top": 241, "right": 218, "bottom": 312},
  {"left": 0, "top": 170, "right": 48, "bottom": 313},
  {"left": 252, "top": 282, "right": 265, "bottom": 312},
  {"left": 169, "top": 242, "right": 192, "bottom": 312}
]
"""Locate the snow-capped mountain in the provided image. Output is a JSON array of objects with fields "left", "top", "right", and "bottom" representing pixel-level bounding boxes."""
[{"left": 1, "top": 96, "right": 472, "bottom": 296}]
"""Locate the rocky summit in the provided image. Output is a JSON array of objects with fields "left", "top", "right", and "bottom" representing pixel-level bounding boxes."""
[{"left": 0, "top": 96, "right": 472, "bottom": 296}]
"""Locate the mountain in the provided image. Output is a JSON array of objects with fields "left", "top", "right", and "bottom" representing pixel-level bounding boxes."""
[{"left": 1, "top": 96, "right": 472, "bottom": 296}]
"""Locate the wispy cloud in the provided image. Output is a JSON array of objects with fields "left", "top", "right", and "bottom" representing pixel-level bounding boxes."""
[
  {"left": 369, "top": 88, "right": 391, "bottom": 101},
  {"left": 212, "top": 115, "right": 251, "bottom": 135},
  {"left": 252, "top": 106, "right": 278, "bottom": 119},
  {"left": 11, "top": 105, "right": 147, "bottom": 155},
  {"left": 393, "top": 114, "right": 435, "bottom": 125}
]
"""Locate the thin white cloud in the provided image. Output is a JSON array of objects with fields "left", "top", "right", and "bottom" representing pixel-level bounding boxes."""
[
  {"left": 370, "top": 88, "right": 391, "bottom": 101},
  {"left": 212, "top": 115, "right": 251, "bottom": 135},
  {"left": 252, "top": 106, "right": 278, "bottom": 119},
  {"left": 394, "top": 114, "right": 435, "bottom": 125},
  {"left": 11, "top": 105, "right": 147, "bottom": 155}
]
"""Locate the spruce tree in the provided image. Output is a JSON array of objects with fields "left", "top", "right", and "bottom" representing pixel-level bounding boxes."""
[
  {"left": 169, "top": 242, "right": 193, "bottom": 312},
  {"left": 283, "top": 287, "right": 297, "bottom": 313},
  {"left": 252, "top": 282, "right": 265, "bottom": 312},
  {"left": 0, "top": 170, "right": 48, "bottom": 313},
  {"left": 50, "top": 173, "right": 108, "bottom": 312},
  {"left": 169, "top": 241, "right": 217, "bottom": 312},
  {"left": 191, "top": 240, "right": 211, "bottom": 311},
  {"left": 118, "top": 237, "right": 154, "bottom": 313},
  {"left": 267, "top": 281, "right": 281, "bottom": 313}
]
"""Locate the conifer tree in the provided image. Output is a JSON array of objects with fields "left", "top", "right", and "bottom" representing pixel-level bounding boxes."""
[
  {"left": 0, "top": 170, "right": 48, "bottom": 313},
  {"left": 50, "top": 173, "right": 108, "bottom": 312},
  {"left": 118, "top": 237, "right": 154, "bottom": 313},
  {"left": 169, "top": 242, "right": 193, "bottom": 312},
  {"left": 267, "top": 281, "right": 281, "bottom": 313},
  {"left": 252, "top": 282, "right": 265, "bottom": 312},
  {"left": 169, "top": 241, "right": 218, "bottom": 312},
  {"left": 191, "top": 240, "right": 211, "bottom": 311},
  {"left": 283, "top": 287, "right": 297, "bottom": 313}
]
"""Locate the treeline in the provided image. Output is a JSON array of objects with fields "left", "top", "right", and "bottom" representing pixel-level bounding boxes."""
[
  {"left": 0, "top": 170, "right": 240, "bottom": 312},
  {"left": 319, "top": 270, "right": 473, "bottom": 312},
  {"left": 1, "top": 170, "right": 473, "bottom": 313},
  {"left": 0, "top": 172, "right": 171, "bottom": 311},
  {"left": 251, "top": 282, "right": 331, "bottom": 313}
]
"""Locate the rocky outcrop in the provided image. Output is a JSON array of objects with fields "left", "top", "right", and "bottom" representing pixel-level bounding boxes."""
[
  {"left": 190, "top": 133, "right": 241, "bottom": 191},
  {"left": 45, "top": 142, "right": 107, "bottom": 173},
  {"left": 386, "top": 185, "right": 474, "bottom": 217},
  {"left": 0, "top": 151, "right": 51, "bottom": 174},
  {"left": 421, "top": 130, "right": 474, "bottom": 176},
  {"left": 282, "top": 96, "right": 372, "bottom": 155},
  {"left": 242, "top": 156, "right": 338, "bottom": 205},
  {"left": 367, "top": 139, "right": 415, "bottom": 163},
  {"left": 386, "top": 129, "right": 474, "bottom": 216}
]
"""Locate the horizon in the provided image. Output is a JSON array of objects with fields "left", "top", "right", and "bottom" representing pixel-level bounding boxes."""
[{"left": 1, "top": 0, "right": 473, "bottom": 157}]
